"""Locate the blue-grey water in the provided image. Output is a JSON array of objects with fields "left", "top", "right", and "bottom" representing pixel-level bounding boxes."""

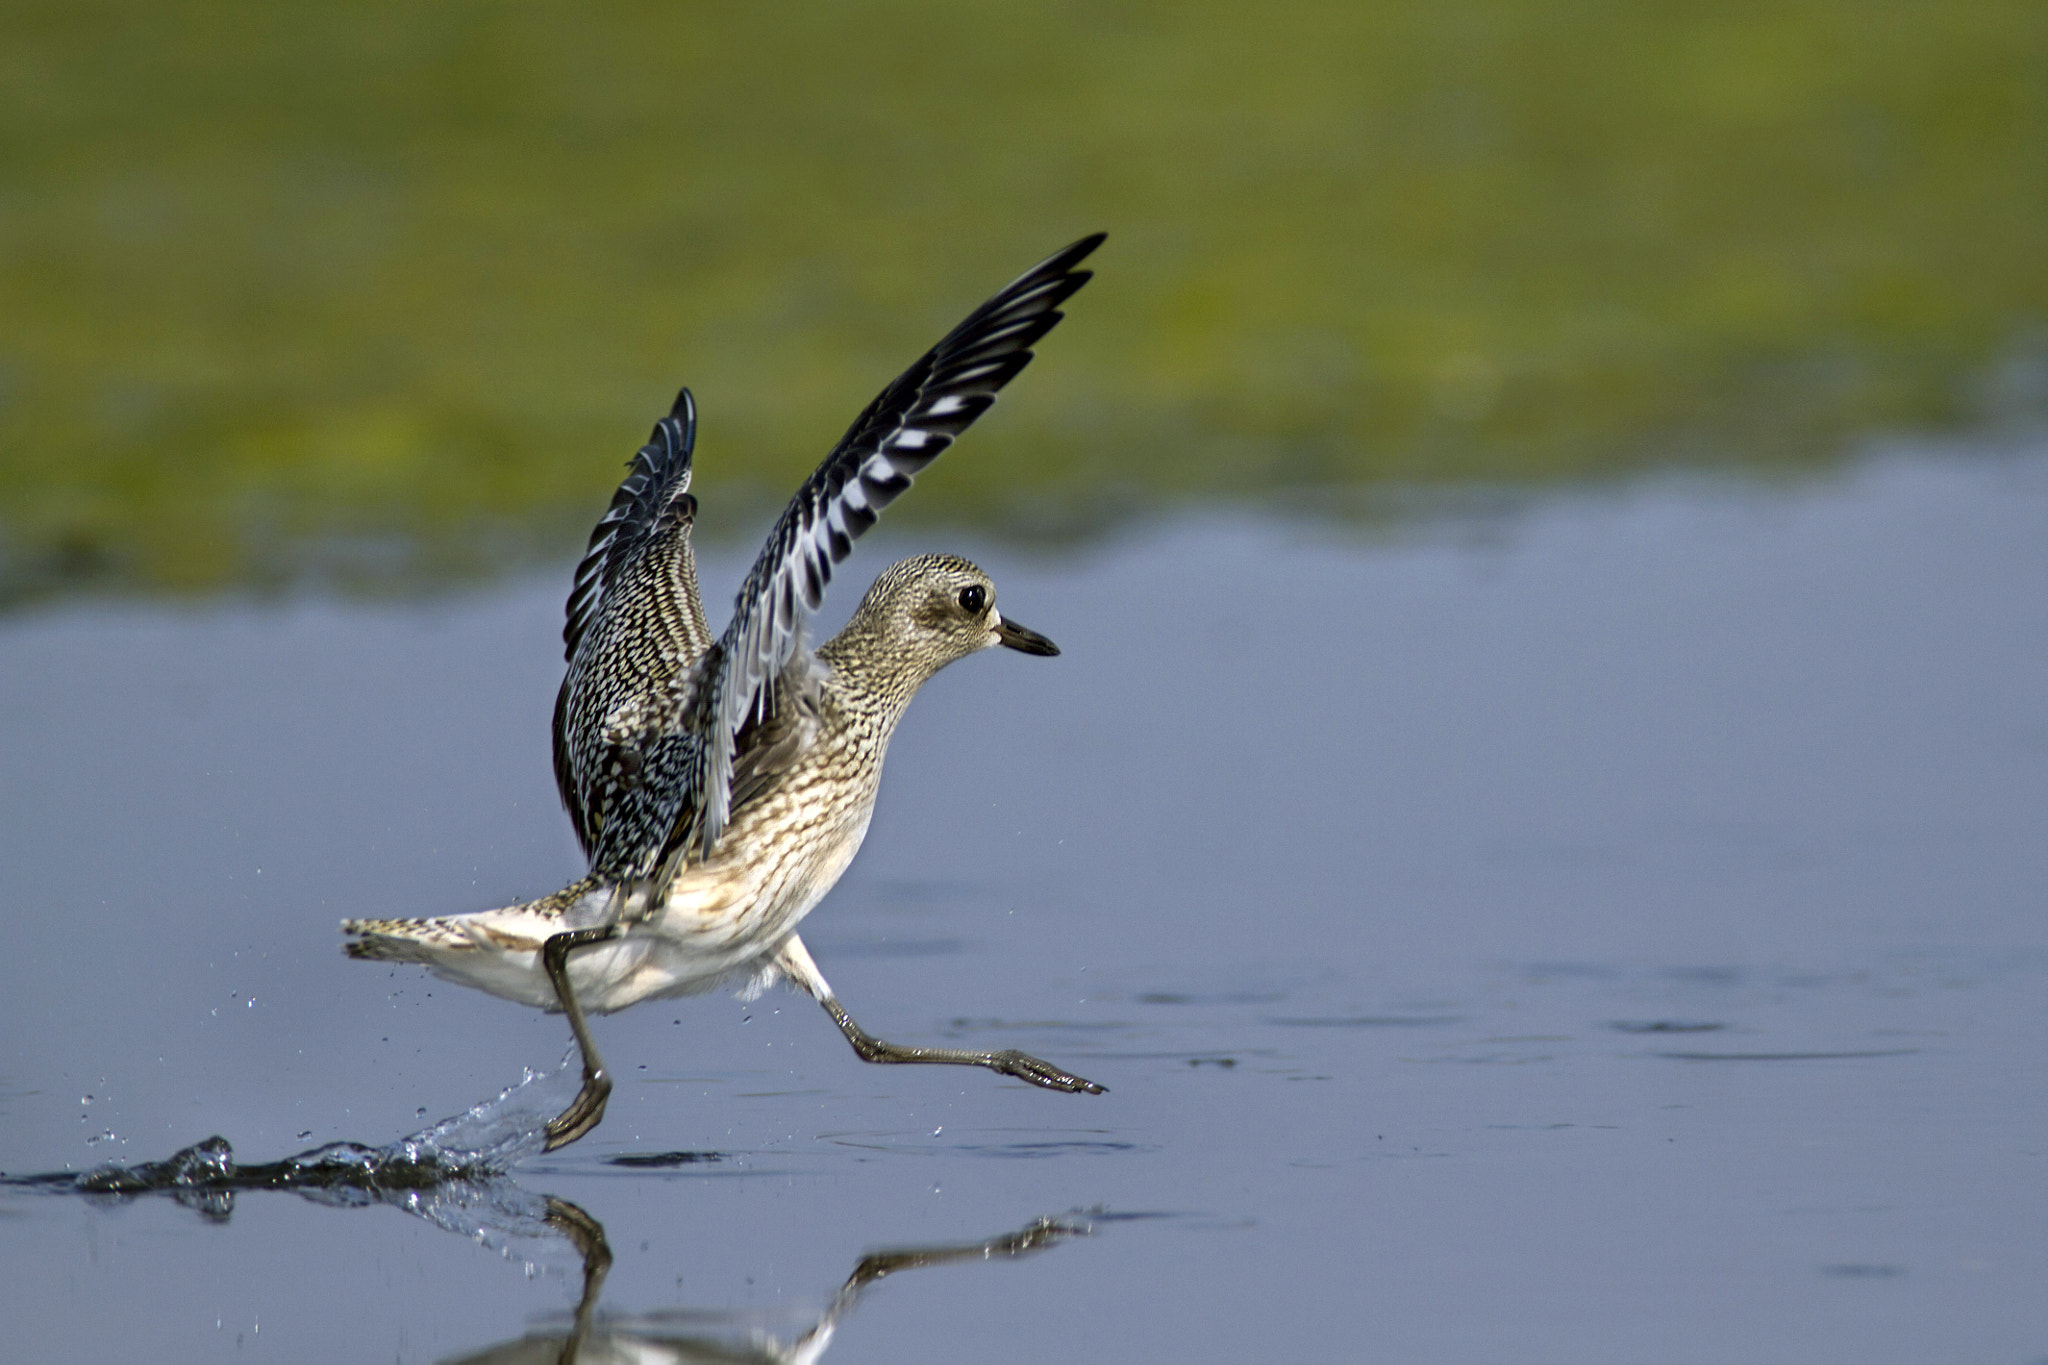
[{"left": 3, "top": 440, "right": 2046, "bottom": 1362}]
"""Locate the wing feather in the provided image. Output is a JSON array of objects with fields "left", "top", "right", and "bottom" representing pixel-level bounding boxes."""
[
  {"left": 552, "top": 389, "right": 716, "bottom": 858},
  {"left": 560, "top": 389, "right": 705, "bottom": 662},
  {"left": 681, "top": 232, "right": 1105, "bottom": 855}
]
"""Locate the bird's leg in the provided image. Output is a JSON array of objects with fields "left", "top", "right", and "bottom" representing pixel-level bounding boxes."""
[
  {"left": 771, "top": 935, "right": 1105, "bottom": 1095},
  {"left": 542, "top": 923, "right": 625, "bottom": 1151}
]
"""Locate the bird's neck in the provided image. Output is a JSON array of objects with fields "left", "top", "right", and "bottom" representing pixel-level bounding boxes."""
[{"left": 816, "top": 615, "right": 929, "bottom": 731}]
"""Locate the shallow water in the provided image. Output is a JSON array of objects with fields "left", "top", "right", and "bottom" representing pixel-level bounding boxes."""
[{"left": 3, "top": 440, "right": 2046, "bottom": 1362}]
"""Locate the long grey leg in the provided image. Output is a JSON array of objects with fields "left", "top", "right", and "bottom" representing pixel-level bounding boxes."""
[
  {"left": 542, "top": 924, "right": 625, "bottom": 1151},
  {"left": 772, "top": 935, "right": 1105, "bottom": 1095}
]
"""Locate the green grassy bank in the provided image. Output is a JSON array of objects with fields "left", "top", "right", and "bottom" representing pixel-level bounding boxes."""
[{"left": 3, "top": 1, "right": 2044, "bottom": 602}]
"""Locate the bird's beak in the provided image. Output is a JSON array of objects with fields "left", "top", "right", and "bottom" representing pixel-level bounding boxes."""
[{"left": 993, "top": 613, "right": 1060, "bottom": 657}]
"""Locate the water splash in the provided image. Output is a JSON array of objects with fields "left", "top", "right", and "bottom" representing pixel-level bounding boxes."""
[
  {"left": 1, "top": 1061, "right": 570, "bottom": 1232},
  {"left": 370, "top": 1060, "right": 563, "bottom": 1173}
]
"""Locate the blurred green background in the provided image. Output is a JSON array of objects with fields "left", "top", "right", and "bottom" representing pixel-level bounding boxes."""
[{"left": 3, "top": 1, "right": 2044, "bottom": 606}]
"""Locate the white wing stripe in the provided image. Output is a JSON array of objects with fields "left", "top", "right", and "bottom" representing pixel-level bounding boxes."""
[{"left": 683, "top": 233, "right": 1103, "bottom": 854}]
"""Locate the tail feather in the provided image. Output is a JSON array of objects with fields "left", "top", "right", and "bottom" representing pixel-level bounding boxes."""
[
  {"left": 340, "top": 878, "right": 609, "bottom": 960},
  {"left": 343, "top": 919, "right": 470, "bottom": 963}
]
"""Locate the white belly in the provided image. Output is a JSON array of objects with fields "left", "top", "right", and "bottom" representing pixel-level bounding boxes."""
[{"left": 414, "top": 802, "right": 872, "bottom": 1015}]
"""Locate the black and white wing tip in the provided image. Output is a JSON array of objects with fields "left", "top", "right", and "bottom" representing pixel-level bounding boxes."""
[
  {"left": 561, "top": 388, "right": 698, "bottom": 662},
  {"left": 693, "top": 232, "right": 1106, "bottom": 852}
]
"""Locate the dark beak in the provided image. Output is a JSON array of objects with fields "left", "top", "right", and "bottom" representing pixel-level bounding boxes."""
[{"left": 995, "top": 617, "right": 1060, "bottom": 657}]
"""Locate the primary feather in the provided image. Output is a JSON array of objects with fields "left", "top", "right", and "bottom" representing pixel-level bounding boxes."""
[{"left": 689, "top": 232, "right": 1104, "bottom": 856}]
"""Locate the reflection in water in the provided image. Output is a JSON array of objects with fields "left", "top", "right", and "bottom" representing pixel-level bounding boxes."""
[
  {"left": 3, "top": 1078, "right": 1095, "bottom": 1364},
  {"left": 453, "top": 1207, "right": 1088, "bottom": 1365}
]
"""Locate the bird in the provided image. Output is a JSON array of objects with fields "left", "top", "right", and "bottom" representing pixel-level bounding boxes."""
[{"left": 345, "top": 233, "right": 1106, "bottom": 1150}]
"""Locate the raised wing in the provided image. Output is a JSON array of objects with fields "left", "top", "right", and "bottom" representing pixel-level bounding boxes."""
[
  {"left": 552, "top": 389, "right": 716, "bottom": 859},
  {"left": 681, "top": 232, "right": 1105, "bottom": 857},
  {"left": 560, "top": 389, "right": 707, "bottom": 664}
]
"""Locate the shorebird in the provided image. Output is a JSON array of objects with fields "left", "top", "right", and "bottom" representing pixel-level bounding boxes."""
[{"left": 346, "top": 234, "right": 1105, "bottom": 1149}]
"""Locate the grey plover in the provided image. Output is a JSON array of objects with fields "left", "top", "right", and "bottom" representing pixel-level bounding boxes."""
[{"left": 345, "top": 234, "right": 1105, "bottom": 1148}]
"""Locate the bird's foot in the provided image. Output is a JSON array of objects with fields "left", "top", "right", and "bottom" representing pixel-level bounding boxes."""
[
  {"left": 988, "top": 1049, "right": 1106, "bottom": 1094},
  {"left": 543, "top": 1064, "right": 613, "bottom": 1151}
]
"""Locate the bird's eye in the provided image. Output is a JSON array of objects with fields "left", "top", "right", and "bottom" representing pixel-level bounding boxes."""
[{"left": 957, "top": 585, "right": 987, "bottom": 614}]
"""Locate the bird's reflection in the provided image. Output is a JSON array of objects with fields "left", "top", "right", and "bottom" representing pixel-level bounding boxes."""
[
  {"left": 3, "top": 1096, "right": 1095, "bottom": 1365},
  {"left": 459, "top": 1199, "right": 1086, "bottom": 1365}
]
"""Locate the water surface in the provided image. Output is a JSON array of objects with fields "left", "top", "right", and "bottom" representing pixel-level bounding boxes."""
[{"left": 3, "top": 440, "right": 2045, "bottom": 1361}]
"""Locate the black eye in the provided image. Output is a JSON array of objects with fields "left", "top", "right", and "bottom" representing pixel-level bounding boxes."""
[{"left": 957, "top": 585, "right": 987, "bottom": 614}]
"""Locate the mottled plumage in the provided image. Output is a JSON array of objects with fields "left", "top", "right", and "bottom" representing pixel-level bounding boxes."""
[
  {"left": 345, "top": 235, "right": 1106, "bottom": 1148},
  {"left": 553, "top": 388, "right": 714, "bottom": 872}
]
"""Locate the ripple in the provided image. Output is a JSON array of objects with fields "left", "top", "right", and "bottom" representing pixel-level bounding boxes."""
[
  {"left": 605, "top": 1150, "right": 727, "bottom": 1169},
  {"left": 1657, "top": 1049, "right": 1918, "bottom": 1062},
  {"left": 819, "top": 1127, "right": 1159, "bottom": 1159},
  {"left": 1266, "top": 1014, "right": 1465, "bottom": 1028}
]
